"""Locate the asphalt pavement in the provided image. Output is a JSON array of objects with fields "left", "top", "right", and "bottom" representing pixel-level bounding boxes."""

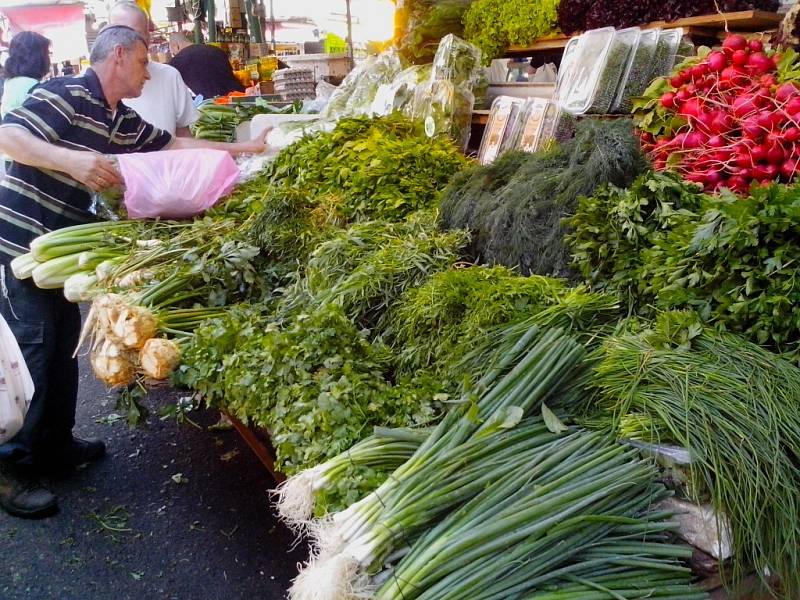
[{"left": 0, "top": 353, "right": 305, "bottom": 600}]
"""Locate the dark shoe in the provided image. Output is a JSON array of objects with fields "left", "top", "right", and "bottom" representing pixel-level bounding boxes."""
[
  {"left": 51, "top": 437, "right": 106, "bottom": 469},
  {"left": 0, "top": 463, "right": 58, "bottom": 519}
]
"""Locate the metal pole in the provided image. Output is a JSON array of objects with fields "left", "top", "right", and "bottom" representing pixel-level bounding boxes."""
[
  {"left": 192, "top": 0, "right": 204, "bottom": 43},
  {"left": 345, "top": 0, "right": 353, "bottom": 66},
  {"left": 269, "top": 0, "right": 276, "bottom": 53},
  {"left": 207, "top": 0, "right": 216, "bottom": 42}
]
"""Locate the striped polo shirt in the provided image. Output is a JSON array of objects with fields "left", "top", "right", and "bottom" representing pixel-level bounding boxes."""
[{"left": 0, "top": 68, "right": 172, "bottom": 258}]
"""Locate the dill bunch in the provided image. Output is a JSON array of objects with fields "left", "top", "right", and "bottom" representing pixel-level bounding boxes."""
[{"left": 440, "top": 118, "right": 646, "bottom": 278}]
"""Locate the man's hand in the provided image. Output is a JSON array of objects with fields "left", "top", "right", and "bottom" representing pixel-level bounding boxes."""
[
  {"left": 67, "top": 153, "right": 123, "bottom": 192},
  {"left": 228, "top": 126, "right": 271, "bottom": 155},
  {"left": 169, "top": 126, "right": 272, "bottom": 155}
]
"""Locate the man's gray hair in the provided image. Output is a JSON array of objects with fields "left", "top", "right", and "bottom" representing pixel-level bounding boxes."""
[{"left": 90, "top": 25, "right": 146, "bottom": 65}]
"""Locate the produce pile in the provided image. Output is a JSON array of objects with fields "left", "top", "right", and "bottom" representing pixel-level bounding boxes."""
[
  {"left": 569, "top": 165, "right": 800, "bottom": 360},
  {"left": 462, "top": 0, "right": 560, "bottom": 61},
  {"left": 439, "top": 118, "right": 646, "bottom": 277},
  {"left": 284, "top": 328, "right": 702, "bottom": 600},
  {"left": 191, "top": 99, "right": 302, "bottom": 142},
  {"left": 587, "top": 311, "right": 800, "bottom": 589},
  {"left": 635, "top": 36, "right": 800, "bottom": 192},
  {"left": 395, "top": 0, "right": 473, "bottom": 64},
  {"left": 11, "top": 190, "right": 264, "bottom": 388},
  {"left": 19, "top": 26, "right": 800, "bottom": 597}
]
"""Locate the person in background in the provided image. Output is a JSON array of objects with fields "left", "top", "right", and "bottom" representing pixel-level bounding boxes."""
[
  {"left": 109, "top": 2, "right": 198, "bottom": 136},
  {"left": 168, "top": 31, "right": 245, "bottom": 99},
  {"left": 0, "top": 25, "right": 267, "bottom": 520},
  {"left": 0, "top": 31, "right": 51, "bottom": 118}
]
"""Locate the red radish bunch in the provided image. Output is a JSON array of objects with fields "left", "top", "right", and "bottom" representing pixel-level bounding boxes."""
[{"left": 639, "top": 34, "right": 800, "bottom": 194}]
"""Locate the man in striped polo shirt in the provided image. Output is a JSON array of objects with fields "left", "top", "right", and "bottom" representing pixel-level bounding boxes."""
[{"left": 0, "top": 25, "right": 266, "bottom": 518}]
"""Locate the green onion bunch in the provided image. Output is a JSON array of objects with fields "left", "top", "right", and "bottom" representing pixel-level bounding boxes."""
[{"left": 589, "top": 311, "right": 800, "bottom": 592}]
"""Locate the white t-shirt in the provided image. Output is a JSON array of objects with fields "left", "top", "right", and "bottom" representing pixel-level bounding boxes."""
[{"left": 123, "top": 61, "right": 198, "bottom": 136}]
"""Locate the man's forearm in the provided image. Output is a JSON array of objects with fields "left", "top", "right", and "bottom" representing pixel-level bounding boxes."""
[
  {"left": 0, "top": 125, "right": 122, "bottom": 191},
  {"left": 0, "top": 126, "right": 80, "bottom": 175}
]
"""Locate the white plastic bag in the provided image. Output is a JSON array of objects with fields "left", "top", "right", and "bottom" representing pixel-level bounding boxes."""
[
  {"left": 0, "top": 313, "right": 34, "bottom": 444},
  {"left": 118, "top": 149, "right": 240, "bottom": 220}
]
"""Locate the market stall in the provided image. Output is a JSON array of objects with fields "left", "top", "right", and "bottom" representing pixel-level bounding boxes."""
[{"left": 11, "top": 2, "right": 800, "bottom": 597}]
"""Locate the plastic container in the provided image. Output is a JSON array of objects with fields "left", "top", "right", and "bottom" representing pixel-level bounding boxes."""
[
  {"left": 477, "top": 96, "right": 524, "bottom": 165},
  {"left": 555, "top": 27, "right": 618, "bottom": 115},
  {"left": 537, "top": 101, "right": 562, "bottom": 150},
  {"left": 552, "top": 36, "right": 582, "bottom": 108},
  {"left": 650, "top": 28, "right": 684, "bottom": 82},
  {"left": 612, "top": 28, "right": 660, "bottom": 114},
  {"left": 281, "top": 53, "right": 352, "bottom": 82},
  {"left": 512, "top": 97, "right": 550, "bottom": 153},
  {"left": 486, "top": 82, "right": 556, "bottom": 103},
  {"left": 588, "top": 27, "right": 640, "bottom": 114}
]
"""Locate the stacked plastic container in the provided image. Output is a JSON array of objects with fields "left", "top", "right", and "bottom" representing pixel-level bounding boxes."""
[
  {"left": 553, "top": 26, "right": 690, "bottom": 116},
  {"left": 474, "top": 25, "right": 692, "bottom": 164}
]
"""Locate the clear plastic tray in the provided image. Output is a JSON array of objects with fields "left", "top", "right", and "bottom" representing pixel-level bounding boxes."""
[
  {"left": 612, "top": 28, "right": 659, "bottom": 114},
  {"left": 477, "top": 96, "right": 524, "bottom": 165},
  {"left": 557, "top": 27, "right": 619, "bottom": 115},
  {"left": 588, "top": 27, "right": 640, "bottom": 114},
  {"left": 537, "top": 101, "right": 564, "bottom": 151},
  {"left": 650, "top": 28, "right": 684, "bottom": 82},
  {"left": 552, "top": 36, "right": 584, "bottom": 108},
  {"left": 512, "top": 97, "right": 550, "bottom": 153}
]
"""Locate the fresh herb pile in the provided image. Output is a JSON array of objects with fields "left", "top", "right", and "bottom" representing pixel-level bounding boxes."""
[
  {"left": 463, "top": 0, "right": 560, "bottom": 61},
  {"left": 382, "top": 266, "right": 568, "bottom": 375},
  {"left": 568, "top": 168, "right": 800, "bottom": 359},
  {"left": 639, "top": 183, "right": 800, "bottom": 357},
  {"left": 177, "top": 302, "right": 444, "bottom": 475},
  {"left": 587, "top": 311, "right": 800, "bottom": 590},
  {"left": 178, "top": 212, "right": 467, "bottom": 474},
  {"left": 250, "top": 113, "right": 468, "bottom": 247},
  {"left": 565, "top": 170, "right": 704, "bottom": 308},
  {"left": 439, "top": 118, "right": 646, "bottom": 277}
]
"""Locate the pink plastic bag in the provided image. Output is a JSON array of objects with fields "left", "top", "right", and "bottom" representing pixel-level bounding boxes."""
[{"left": 118, "top": 149, "right": 240, "bottom": 219}]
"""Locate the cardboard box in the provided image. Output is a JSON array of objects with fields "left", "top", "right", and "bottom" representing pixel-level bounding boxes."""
[{"left": 249, "top": 43, "right": 269, "bottom": 58}]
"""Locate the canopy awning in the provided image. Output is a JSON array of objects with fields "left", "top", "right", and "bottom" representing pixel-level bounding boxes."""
[{"left": 1, "top": 3, "right": 88, "bottom": 63}]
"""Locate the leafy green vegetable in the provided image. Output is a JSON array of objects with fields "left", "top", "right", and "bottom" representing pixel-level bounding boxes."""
[
  {"left": 588, "top": 310, "right": 800, "bottom": 590},
  {"left": 250, "top": 114, "right": 468, "bottom": 253},
  {"left": 565, "top": 170, "right": 704, "bottom": 310},
  {"left": 439, "top": 118, "right": 647, "bottom": 277},
  {"left": 176, "top": 302, "right": 445, "bottom": 475},
  {"left": 463, "top": 0, "right": 560, "bottom": 62},
  {"left": 639, "top": 183, "right": 800, "bottom": 358},
  {"left": 383, "top": 266, "right": 567, "bottom": 375}
]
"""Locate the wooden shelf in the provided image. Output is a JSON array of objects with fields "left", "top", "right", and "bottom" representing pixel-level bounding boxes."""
[
  {"left": 472, "top": 110, "right": 490, "bottom": 126},
  {"left": 647, "top": 9, "right": 783, "bottom": 32},
  {"left": 505, "top": 10, "right": 782, "bottom": 58},
  {"left": 506, "top": 37, "right": 570, "bottom": 57}
]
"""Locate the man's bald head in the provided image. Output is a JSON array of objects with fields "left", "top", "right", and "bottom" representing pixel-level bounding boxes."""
[{"left": 109, "top": 2, "right": 149, "bottom": 43}]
